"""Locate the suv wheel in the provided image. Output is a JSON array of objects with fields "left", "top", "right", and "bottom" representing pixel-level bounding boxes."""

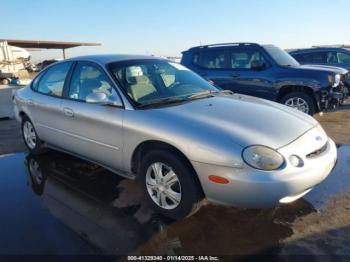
[
  {"left": 140, "top": 150, "right": 203, "bottom": 220},
  {"left": 22, "top": 116, "right": 46, "bottom": 154},
  {"left": 280, "top": 92, "right": 316, "bottom": 115}
]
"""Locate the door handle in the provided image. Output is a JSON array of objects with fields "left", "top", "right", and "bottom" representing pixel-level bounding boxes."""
[
  {"left": 63, "top": 107, "right": 74, "bottom": 117},
  {"left": 231, "top": 73, "right": 240, "bottom": 78}
]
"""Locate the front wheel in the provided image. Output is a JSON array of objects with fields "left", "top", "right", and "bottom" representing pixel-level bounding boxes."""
[
  {"left": 280, "top": 92, "right": 316, "bottom": 115},
  {"left": 141, "top": 150, "right": 203, "bottom": 220}
]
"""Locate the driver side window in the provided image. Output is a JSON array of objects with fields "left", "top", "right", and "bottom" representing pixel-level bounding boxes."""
[{"left": 68, "top": 63, "right": 116, "bottom": 101}]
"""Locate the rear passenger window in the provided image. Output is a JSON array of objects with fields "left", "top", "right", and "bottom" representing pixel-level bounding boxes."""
[
  {"left": 195, "top": 50, "right": 227, "bottom": 69},
  {"left": 36, "top": 62, "right": 71, "bottom": 97},
  {"left": 31, "top": 74, "right": 42, "bottom": 91}
]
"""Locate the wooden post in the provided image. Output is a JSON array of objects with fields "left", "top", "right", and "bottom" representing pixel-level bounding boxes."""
[{"left": 62, "top": 48, "right": 66, "bottom": 59}]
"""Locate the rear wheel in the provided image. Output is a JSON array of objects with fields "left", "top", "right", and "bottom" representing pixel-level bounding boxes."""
[
  {"left": 21, "top": 116, "right": 46, "bottom": 154},
  {"left": 140, "top": 150, "right": 203, "bottom": 220},
  {"left": 280, "top": 91, "right": 316, "bottom": 115}
]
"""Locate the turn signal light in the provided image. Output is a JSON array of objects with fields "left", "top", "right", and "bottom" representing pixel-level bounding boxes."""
[{"left": 208, "top": 175, "right": 229, "bottom": 184}]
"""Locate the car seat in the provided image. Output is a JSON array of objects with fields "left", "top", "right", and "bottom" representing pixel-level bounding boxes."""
[{"left": 80, "top": 78, "right": 102, "bottom": 100}]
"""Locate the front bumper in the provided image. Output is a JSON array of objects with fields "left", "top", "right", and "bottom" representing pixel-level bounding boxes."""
[
  {"left": 192, "top": 129, "right": 337, "bottom": 208},
  {"left": 319, "top": 83, "right": 348, "bottom": 110}
]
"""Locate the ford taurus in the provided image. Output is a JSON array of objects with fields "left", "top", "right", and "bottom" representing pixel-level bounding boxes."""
[{"left": 13, "top": 55, "right": 337, "bottom": 219}]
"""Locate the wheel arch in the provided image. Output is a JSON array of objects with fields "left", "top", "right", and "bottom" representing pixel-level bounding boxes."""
[
  {"left": 130, "top": 140, "right": 204, "bottom": 194},
  {"left": 277, "top": 85, "right": 319, "bottom": 112},
  {"left": 18, "top": 111, "right": 28, "bottom": 119}
]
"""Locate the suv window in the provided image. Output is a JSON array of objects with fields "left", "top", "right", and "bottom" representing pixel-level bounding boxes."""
[
  {"left": 68, "top": 62, "right": 117, "bottom": 101},
  {"left": 36, "top": 62, "right": 72, "bottom": 97},
  {"left": 295, "top": 52, "right": 327, "bottom": 63},
  {"left": 230, "top": 49, "right": 267, "bottom": 69},
  {"left": 195, "top": 49, "right": 227, "bottom": 69},
  {"left": 337, "top": 52, "right": 350, "bottom": 63}
]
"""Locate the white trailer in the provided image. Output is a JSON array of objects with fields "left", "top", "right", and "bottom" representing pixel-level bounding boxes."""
[{"left": 0, "top": 41, "right": 30, "bottom": 84}]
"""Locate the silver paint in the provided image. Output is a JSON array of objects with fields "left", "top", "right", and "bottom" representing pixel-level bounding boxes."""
[{"left": 13, "top": 55, "right": 337, "bottom": 208}]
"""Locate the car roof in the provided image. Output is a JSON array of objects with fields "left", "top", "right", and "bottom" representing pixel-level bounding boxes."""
[
  {"left": 184, "top": 42, "right": 262, "bottom": 52},
  {"left": 290, "top": 47, "right": 350, "bottom": 54},
  {"left": 65, "top": 54, "right": 166, "bottom": 64}
]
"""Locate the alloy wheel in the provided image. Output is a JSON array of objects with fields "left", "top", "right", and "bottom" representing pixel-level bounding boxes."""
[
  {"left": 284, "top": 97, "right": 310, "bottom": 114},
  {"left": 145, "top": 162, "right": 182, "bottom": 210},
  {"left": 29, "top": 159, "right": 43, "bottom": 185},
  {"left": 23, "top": 121, "right": 37, "bottom": 149}
]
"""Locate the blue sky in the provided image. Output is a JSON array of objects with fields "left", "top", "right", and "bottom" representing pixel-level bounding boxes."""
[{"left": 2, "top": 0, "right": 349, "bottom": 62}]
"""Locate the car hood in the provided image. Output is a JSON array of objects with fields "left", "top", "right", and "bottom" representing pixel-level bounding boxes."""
[
  {"left": 298, "top": 64, "right": 348, "bottom": 74},
  {"left": 154, "top": 94, "right": 318, "bottom": 149}
]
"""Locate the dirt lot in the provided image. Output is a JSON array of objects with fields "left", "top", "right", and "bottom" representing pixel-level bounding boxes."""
[{"left": 314, "top": 104, "right": 350, "bottom": 145}]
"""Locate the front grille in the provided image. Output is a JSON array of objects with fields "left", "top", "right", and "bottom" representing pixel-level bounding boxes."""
[{"left": 306, "top": 142, "right": 328, "bottom": 159}]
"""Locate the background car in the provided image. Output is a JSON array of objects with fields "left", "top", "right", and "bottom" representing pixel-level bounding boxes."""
[
  {"left": 289, "top": 46, "right": 350, "bottom": 92},
  {"left": 13, "top": 55, "right": 337, "bottom": 219},
  {"left": 36, "top": 59, "right": 61, "bottom": 71},
  {"left": 181, "top": 43, "right": 349, "bottom": 115}
]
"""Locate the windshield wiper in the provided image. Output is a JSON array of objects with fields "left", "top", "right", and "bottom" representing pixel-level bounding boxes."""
[
  {"left": 188, "top": 89, "right": 233, "bottom": 100},
  {"left": 137, "top": 97, "right": 188, "bottom": 109},
  {"left": 187, "top": 90, "right": 217, "bottom": 99},
  {"left": 219, "top": 90, "right": 234, "bottom": 95}
]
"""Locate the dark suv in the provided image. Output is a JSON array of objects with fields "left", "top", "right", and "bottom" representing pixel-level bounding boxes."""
[
  {"left": 181, "top": 43, "right": 349, "bottom": 115},
  {"left": 289, "top": 46, "right": 350, "bottom": 89}
]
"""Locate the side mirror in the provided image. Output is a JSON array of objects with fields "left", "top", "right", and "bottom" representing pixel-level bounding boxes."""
[
  {"left": 86, "top": 92, "right": 122, "bottom": 107},
  {"left": 251, "top": 61, "right": 266, "bottom": 71}
]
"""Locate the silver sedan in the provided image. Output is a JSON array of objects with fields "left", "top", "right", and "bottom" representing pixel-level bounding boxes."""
[{"left": 13, "top": 55, "right": 337, "bottom": 219}]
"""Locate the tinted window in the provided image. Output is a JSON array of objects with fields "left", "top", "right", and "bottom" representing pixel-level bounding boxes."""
[
  {"left": 325, "top": 52, "right": 338, "bottom": 63},
  {"left": 68, "top": 63, "right": 117, "bottom": 101},
  {"left": 195, "top": 49, "right": 227, "bottom": 69},
  {"left": 337, "top": 52, "right": 350, "bottom": 63},
  {"left": 110, "top": 60, "right": 217, "bottom": 105},
  {"left": 36, "top": 62, "right": 71, "bottom": 97},
  {"left": 230, "top": 49, "right": 267, "bottom": 69},
  {"left": 295, "top": 52, "right": 326, "bottom": 63},
  {"left": 31, "top": 73, "right": 42, "bottom": 90}
]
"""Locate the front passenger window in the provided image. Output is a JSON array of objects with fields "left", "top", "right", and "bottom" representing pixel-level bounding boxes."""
[{"left": 69, "top": 63, "right": 116, "bottom": 101}]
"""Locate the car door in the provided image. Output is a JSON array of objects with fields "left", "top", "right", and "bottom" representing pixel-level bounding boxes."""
[
  {"left": 226, "top": 47, "right": 275, "bottom": 100},
  {"left": 29, "top": 61, "right": 73, "bottom": 147},
  {"left": 60, "top": 61, "right": 124, "bottom": 172},
  {"left": 193, "top": 48, "right": 236, "bottom": 89}
]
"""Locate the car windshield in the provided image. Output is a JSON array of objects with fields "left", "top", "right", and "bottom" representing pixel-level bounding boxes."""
[
  {"left": 109, "top": 59, "right": 218, "bottom": 107},
  {"left": 264, "top": 45, "right": 300, "bottom": 67}
]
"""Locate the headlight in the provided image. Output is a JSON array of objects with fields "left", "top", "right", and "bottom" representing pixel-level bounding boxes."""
[
  {"left": 328, "top": 74, "right": 341, "bottom": 87},
  {"left": 242, "top": 145, "right": 284, "bottom": 170}
]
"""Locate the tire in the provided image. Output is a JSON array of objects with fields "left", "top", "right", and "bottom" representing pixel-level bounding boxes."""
[
  {"left": 1, "top": 78, "right": 10, "bottom": 85},
  {"left": 140, "top": 150, "right": 203, "bottom": 220},
  {"left": 27, "top": 156, "right": 47, "bottom": 195},
  {"left": 21, "top": 116, "right": 46, "bottom": 154},
  {"left": 280, "top": 91, "right": 316, "bottom": 115}
]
